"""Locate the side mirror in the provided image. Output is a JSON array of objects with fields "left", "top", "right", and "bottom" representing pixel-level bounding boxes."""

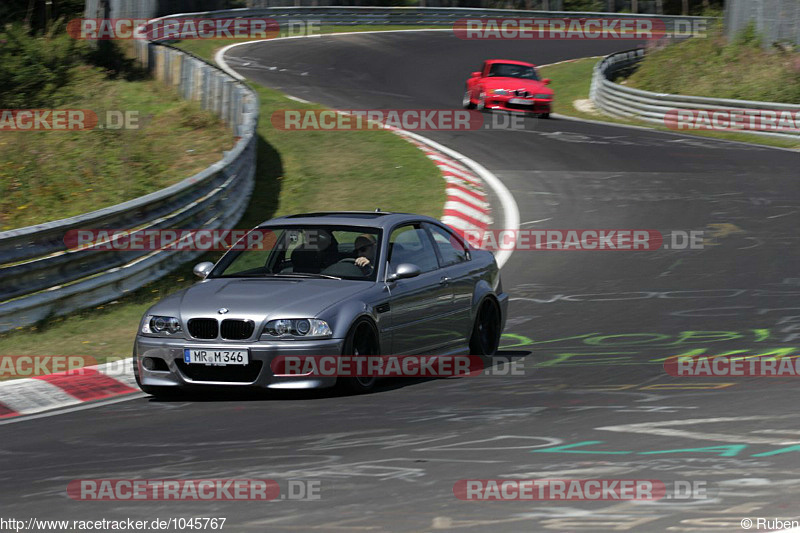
[
  {"left": 387, "top": 263, "right": 421, "bottom": 282},
  {"left": 193, "top": 261, "right": 214, "bottom": 279},
  {"left": 471, "top": 71, "right": 481, "bottom": 78},
  {"left": 542, "top": 78, "right": 552, "bottom": 85}
]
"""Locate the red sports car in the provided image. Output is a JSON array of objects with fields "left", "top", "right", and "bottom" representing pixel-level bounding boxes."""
[{"left": 463, "top": 59, "right": 553, "bottom": 118}]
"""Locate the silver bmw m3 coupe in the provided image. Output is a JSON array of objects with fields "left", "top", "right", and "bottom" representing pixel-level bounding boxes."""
[{"left": 134, "top": 211, "right": 508, "bottom": 395}]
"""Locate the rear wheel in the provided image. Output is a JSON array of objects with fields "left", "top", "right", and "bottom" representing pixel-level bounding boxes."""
[
  {"left": 469, "top": 298, "right": 501, "bottom": 355},
  {"left": 339, "top": 318, "right": 381, "bottom": 394},
  {"left": 463, "top": 90, "right": 476, "bottom": 109}
]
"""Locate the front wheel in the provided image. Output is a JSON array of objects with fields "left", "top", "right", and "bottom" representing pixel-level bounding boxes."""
[
  {"left": 469, "top": 299, "right": 501, "bottom": 355},
  {"left": 463, "top": 90, "right": 476, "bottom": 109},
  {"left": 338, "top": 318, "right": 381, "bottom": 394},
  {"left": 539, "top": 112, "right": 551, "bottom": 119},
  {"left": 476, "top": 91, "right": 487, "bottom": 111}
]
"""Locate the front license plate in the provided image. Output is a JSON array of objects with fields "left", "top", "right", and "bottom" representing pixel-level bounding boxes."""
[
  {"left": 184, "top": 348, "right": 249, "bottom": 365},
  {"left": 508, "top": 98, "right": 533, "bottom": 105}
]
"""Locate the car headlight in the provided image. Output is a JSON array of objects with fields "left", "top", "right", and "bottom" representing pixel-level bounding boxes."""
[
  {"left": 141, "top": 315, "right": 182, "bottom": 335},
  {"left": 491, "top": 89, "right": 510, "bottom": 96},
  {"left": 263, "top": 319, "right": 332, "bottom": 338},
  {"left": 534, "top": 94, "right": 552, "bottom": 99}
]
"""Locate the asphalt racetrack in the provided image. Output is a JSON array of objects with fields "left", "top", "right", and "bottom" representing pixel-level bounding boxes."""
[{"left": 2, "top": 31, "right": 800, "bottom": 532}]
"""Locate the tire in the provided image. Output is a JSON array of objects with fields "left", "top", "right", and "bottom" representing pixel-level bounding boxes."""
[
  {"left": 469, "top": 298, "right": 501, "bottom": 356},
  {"left": 539, "top": 112, "right": 551, "bottom": 119},
  {"left": 338, "top": 318, "right": 381, "bottom": 394},
  {"left": 463, "top": 90, "right": 476, "bottom": 109}
]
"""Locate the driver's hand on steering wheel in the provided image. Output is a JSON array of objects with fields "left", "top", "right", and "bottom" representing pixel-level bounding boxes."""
[{"left": 354, "top": 256, "right": 370, "bottom": 268}]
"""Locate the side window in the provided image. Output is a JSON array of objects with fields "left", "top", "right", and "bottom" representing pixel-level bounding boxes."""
[
  {"left": 425, "top": 223, "right": 469, "bottom": 267},
  {"left": 388, "top": 224, "right": 439, "bottom": 273}
]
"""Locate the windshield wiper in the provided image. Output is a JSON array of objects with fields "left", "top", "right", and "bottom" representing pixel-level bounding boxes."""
[
  {"left": 272, "top": 273, "right": 343, "bottom": 280},
  {"left": 214, "top": 272, "right": 343, "bottom": 280},
  {"left": 215, "top": 272, "right": 276, "bottom": 278}
]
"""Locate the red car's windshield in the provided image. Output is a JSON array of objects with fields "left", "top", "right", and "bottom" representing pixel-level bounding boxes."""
[{"left": 487, "top": 63, "right": 539, "bottom": 80}]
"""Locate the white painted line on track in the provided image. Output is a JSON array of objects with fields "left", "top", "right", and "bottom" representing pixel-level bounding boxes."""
[
  {"left": 520, "top": 217, "right": 553, "bottom": 226},
  {"left": 285, "top": 95, "right": 312, "bottom": 104}
]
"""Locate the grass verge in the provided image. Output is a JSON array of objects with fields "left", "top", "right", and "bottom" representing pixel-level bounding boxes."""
[
  {"left": 627, "top": 26, "right": 800, "bottom": 103},
  {"left": 539, "top": 57, "right": 800, "bottom": 150},
  {"left": 0, "top": 27, "right": 444, "bottom": 371},
  {"left": 0, "top": 31, "right": 234, "bottom": 230}
]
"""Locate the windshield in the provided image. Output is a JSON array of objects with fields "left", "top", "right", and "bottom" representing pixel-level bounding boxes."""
[
  {"left": 210, "top": 226, "right": 382, "bottom": 281},
  {"left": 487, "top": 63, "right": 539, "bottom": 80}
]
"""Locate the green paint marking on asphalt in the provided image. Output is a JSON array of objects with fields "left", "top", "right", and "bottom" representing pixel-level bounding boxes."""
[{"left": 530, "top": 441, "right": 632, "bottom": 455}]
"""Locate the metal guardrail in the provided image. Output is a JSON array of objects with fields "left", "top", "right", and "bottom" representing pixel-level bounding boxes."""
[
  {"left": 0, "top": 37, "right": 259, "bottom": 333},
  {"left": 591, "top": 48, "right": 800, "bottom": 140}
]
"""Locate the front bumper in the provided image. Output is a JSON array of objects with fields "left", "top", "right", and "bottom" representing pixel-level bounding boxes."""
[
  {"left": 485, "top": 95, "right": 552, "bottom": 114},
  {"left": 134, "top": 336, "right": 345, "bottom": 390}
]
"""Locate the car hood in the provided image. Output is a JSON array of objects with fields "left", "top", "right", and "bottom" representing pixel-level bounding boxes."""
[
  {"left": 483, "top": 78, "right": 552, "bottom": 94},
  {"left": 156, "top": 277, "right": 373, "bottom": 320}
]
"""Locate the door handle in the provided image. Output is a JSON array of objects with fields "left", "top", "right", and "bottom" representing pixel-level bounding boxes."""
[{"left": 439, "top": 276, "right": 451, "bottom": 285}]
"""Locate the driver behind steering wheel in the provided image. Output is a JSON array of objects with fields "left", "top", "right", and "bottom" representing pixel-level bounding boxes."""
[{"left": 353, "top": 234, "right": 376, "bottom": 273}]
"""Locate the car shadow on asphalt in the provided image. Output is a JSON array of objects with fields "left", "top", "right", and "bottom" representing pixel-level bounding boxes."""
[{"left": 143, "top": 350, "right": 531, "bottom": 403}]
